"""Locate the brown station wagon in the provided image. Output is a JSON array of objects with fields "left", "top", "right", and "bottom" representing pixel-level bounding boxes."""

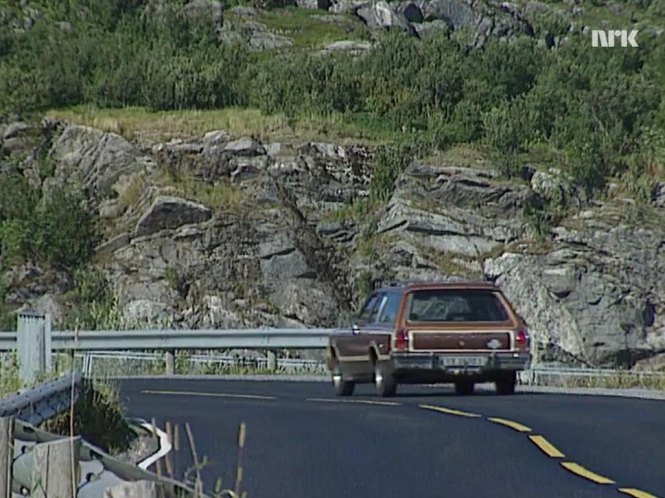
[{"left": 325, "top": 280, "right": 532, "bottom": 397}]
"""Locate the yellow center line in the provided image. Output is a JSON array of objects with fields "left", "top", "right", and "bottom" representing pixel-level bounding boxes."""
[
  {"left": 618, "top": 488, "right": 660, "bottom": 498},
  {"left": 487, "top": 417, "right": 532, "bottom": 433},
  {"left": 306, "top": 398, "right": 401, "bottom": 406},
  {"left": 419, "top": 404, "right": 482, "bottom": 418},
  {"left": 141, "top": 389, "right": 276, "bottom": 400},
  {"left": 560, "top": 462, "right": 615, "bottom": 484},
  {"left": 528, "top": 435, "right": 565, "bottom": 458}
]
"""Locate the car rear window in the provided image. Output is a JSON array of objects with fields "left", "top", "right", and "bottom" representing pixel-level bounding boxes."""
[{"left": 406, "top": 289, "right": 510, "bottom": 323}]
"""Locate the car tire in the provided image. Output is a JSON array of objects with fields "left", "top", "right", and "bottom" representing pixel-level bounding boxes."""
[
  {"left": 374, "top": 361, "right": 397, "bottom": 398},
  {"left": 454, "top": 380, "right": 475, "bottom": 395},
  {"left": 332, "top": 363, "right": 355, "bottom": 397},
  {"left": 495, "top": 371, "right": 516, "bottom": 395}
]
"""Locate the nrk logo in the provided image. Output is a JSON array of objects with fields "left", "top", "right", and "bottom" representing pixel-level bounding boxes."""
[{"left": 591, "top": 29, "right": 639, "bottom": 48}]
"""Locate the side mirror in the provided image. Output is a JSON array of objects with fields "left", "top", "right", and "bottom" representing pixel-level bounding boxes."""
[{"left": 351, "top": 323, "right": 360, "bottom": 334}]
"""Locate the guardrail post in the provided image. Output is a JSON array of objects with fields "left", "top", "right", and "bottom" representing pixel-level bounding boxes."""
[
  {"left": 266, "top": 350, "right": 277, "bottom": 372},
  {"left": 0, "top": 417, "right": 13, "bottom": 498},
  {"left": 31, "top": 436, "right": 81, "bottom": 498},
  {"left": 165, "top": 350, "right": 175, "bottom": 375},
  {"left": 16, "top": 311, "right": 47, "bottom": 386},
  {"left": 43, "top": 313, "right": 52, "bottom": 373},
  {"left": 104, "top": 480, "right": 166, "bottom": 498}
]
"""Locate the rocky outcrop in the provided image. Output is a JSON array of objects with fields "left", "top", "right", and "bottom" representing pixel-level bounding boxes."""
[
  {"left": 485, "top": 213, "right": 665, "bottom": 366},
  {"left": 2, "top": 119, "right": 664, "bottom": 368},
  {"left": 46, "top": 125, "right": 157, "bottom": 206}
]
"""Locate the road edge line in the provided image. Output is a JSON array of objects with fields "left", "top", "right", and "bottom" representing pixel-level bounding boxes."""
[{"left": 137, "top": 421, "right": 172, "bottom": 470}]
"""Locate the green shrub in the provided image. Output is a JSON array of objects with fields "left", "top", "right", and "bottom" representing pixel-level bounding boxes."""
[
  {"left": 368, "top": 142, "right": 415, "bottom": 203},
  {"left": 0, "top": 173, "right": 98, "bottom": 271}
]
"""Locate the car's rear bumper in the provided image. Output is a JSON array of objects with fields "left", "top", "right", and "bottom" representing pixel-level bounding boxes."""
[{"left": 391, "top": 352, "right": 531, "bottom": 373}]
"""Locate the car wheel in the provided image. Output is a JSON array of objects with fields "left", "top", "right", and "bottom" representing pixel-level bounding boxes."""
[
  {"left": 495, "top": 371, "right": 516, "bottom": 395},
  {"left": 454, "top": 380, "right": 475, "bottom": 395},
  {"left": 374, "top": 361, "right": 397, "bottom": 397},
  {"left": 332, "top": 363, "right": 355, "bottom": 397}
]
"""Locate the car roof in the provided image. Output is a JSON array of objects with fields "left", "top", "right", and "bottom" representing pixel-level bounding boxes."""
[{"left": 373, "top": 279, "right": 500, "bottom": 294}]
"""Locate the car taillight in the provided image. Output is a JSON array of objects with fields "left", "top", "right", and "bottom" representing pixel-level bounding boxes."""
[
  {"left": 394, "top": 328, "right": 409, "bottom": 351},
  {"left": 516, "top": 329, "right": 530, "bottom": 350}
]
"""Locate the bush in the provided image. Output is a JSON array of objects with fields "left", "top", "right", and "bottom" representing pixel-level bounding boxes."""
[{"left": 0, "top": 173, "right": 98, "bottom": 271}]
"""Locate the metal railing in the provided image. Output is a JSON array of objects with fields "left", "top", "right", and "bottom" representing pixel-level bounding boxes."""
[
  {"left": 0, "top": 372, "right": 82, "bottom": 425},
  {"left": 2, "top": 312, "right": 664, "bottom": 389},
  {"left": 0, "top": 374, "right": 209, "bottom": 498}
]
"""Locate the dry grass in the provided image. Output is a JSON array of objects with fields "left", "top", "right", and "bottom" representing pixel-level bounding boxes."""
[
  {"left": 154, "top": 168, "right": 246, "bottom": 212},
  {"left": 45, "top": 106, "right": 393, "bottom": 145},
  {"left": 420, "top": 144, "right": 489, "bottom": 169},
  {"left": 534, "top": 372, "right": 665, "bottom": 391}
]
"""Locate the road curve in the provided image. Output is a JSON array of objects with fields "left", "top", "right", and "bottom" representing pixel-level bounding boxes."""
[{"left": 118, "top": 379, "right": 665, "bottom": 498}]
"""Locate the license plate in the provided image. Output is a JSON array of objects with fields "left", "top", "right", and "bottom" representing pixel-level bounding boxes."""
[{"left": 440, "top": 356, "right": 487, "bottom": 368}]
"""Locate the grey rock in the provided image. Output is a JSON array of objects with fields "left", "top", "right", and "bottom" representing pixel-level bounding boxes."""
[
  {"left": 135, "top": 196, "right": 212, "bottom": 237},
  {"left": 330, "top": 0, "right": 368, "bottom": 14},
  {"left": 182, "top": 0, "right": 224, "bottom": 27},
  {"left": 319, "top": 40, "right": 373, "bottom": 54},
  {"left": 228, "top": 6, "right": 258, "bottom": 16},
  {"left": 31, "top": 294, "right": 64, "bottom": 325},
  {"left": 3, "top": 121, "right": 31, "bottom": 139},
  {"left": 395, "top": 2, "right": 423, "bottom": 23},
  {"left": 203, "top": 130, "right": 231, "bottom": 147},
  {"left": 417, "top": 0, "right": 534, "bottom": 42},
  {"left": 419, "top": 0, "right": 475, "bottom": 25},
  {"left": 48, "top": 125, "right": 156, "bottom": 205},
  {"left": 231, "top": 156, "right": 269, "bottom": 182},
  {"left": 356, "top": 1, "right": 413, "bottom": 31},
  {"left": 95, "top": 233, "right": 132, "bottom": 256},
  {"left": 224, "top": 137, "right": 266, "bottom": 156},
  {"left": 296, "top": 0, "right": 332, "bottom": 9},
  {"left": 99, "top": 200, "right": 127, "bottom": 219}
]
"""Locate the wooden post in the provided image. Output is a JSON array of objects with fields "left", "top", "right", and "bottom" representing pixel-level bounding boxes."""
[
  {"left": 31, "top": 437, "right": 81, "bottom": 498},
  {"left": 165, "top": 350, "right": 175, "bottom": 375},
  {"left": 0, "top": 417, "right": 13, "bottom": 498},
  {"left": 104, "top": 480, "right": 166, "bottom": 498}
]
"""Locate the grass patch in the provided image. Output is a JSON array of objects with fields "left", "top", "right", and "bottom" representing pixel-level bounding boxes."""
[
  {"left": 155, "top": 167, "right": 246, "bottom": 212},
  {"left": 420, "top": 144, "right": 489, "bottom": 169},
  {"left": 414, "top": 243, "right": 483, "bottom": 277},
  {"left": 43, "top": 379, "right": 135, "bottom": 454},
  {"left": 45, "top": 106, "right": 398, "bottom": 144},
  {"left": 320, "top": 197, "right": 377, "bottom": 222},
  {"left": 0, "top": 352, "right": 21, "bottom": 396},
  {"left": 253, "top": 7, "right": 372, "bottom": 49}
]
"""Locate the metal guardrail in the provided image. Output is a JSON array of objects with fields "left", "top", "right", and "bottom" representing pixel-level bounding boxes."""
[
  {"left": 0, "top": 328, "right": 334, "bottom": 351},
  {"left": 0, "top": 372, "right": 82, "bottom": 426},
  {"left": 2, "top": 312, "right": 664, "bottom": 387},
  {"left": 10, "top": 418, "right": 208, "bottom": 498},
  {"left": 0, "top": 372, "right": 211, "bottom": 498}
]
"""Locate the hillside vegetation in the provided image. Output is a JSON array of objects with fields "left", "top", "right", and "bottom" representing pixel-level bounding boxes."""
[{"left": 1, "top": 0, "right": 664, "bottom": 195}]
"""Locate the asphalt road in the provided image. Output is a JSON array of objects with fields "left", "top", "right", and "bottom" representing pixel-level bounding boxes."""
[{"left": 119, "top": 379, "right": 665, "bottom": 498}]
